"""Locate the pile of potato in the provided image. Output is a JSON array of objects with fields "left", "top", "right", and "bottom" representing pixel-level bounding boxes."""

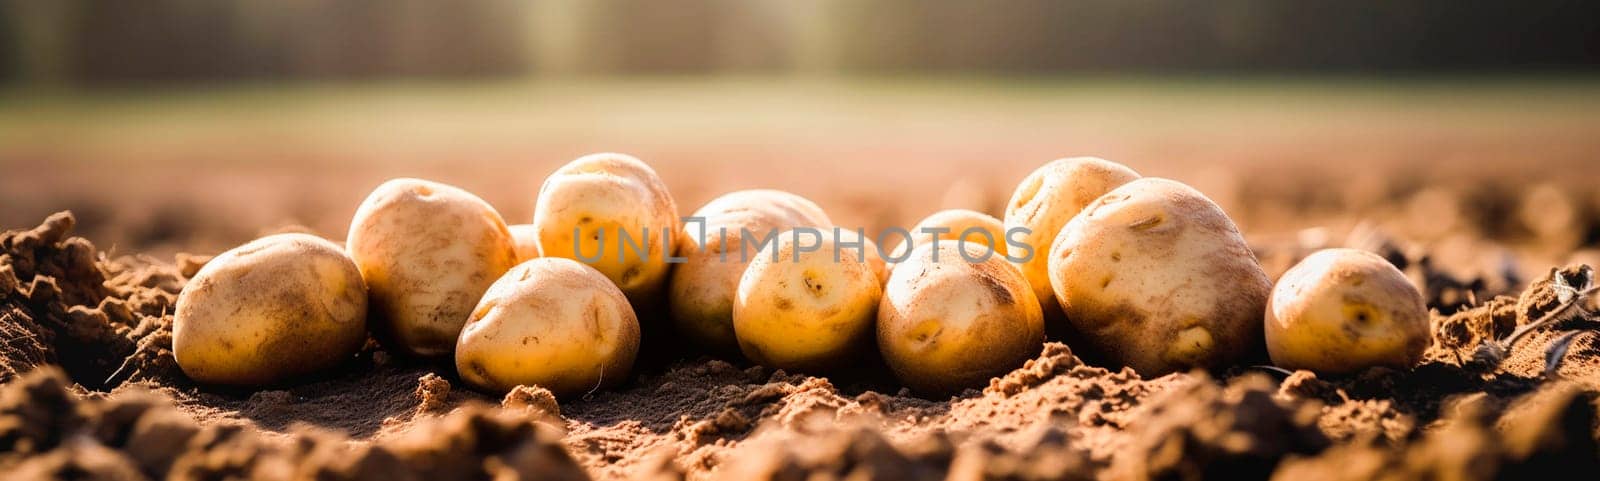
[{"left": 173, "top": 154, "right": 1431, "bottom": 397}]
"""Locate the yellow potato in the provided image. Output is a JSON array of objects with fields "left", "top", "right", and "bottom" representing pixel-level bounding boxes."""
[
  {"left": 1004, "top": 158, "right": 1140, "bottom": 320},
  {"left": 347, "top": 178, "right": 519, "bottom": 357},
  {"left": 733, "top": 230, "right": 882, "bottom": 372},
  {"left": 891, "top": 209, "right": 1010, "bottom": 259},
  {"left": 174, "top": 233, "right": 367, "bottom": 386},
  {"left": 669, "top": 190, "right": 832, "bottom": 352},
  {"left": 878, "top": 243, "right": 1044, "bottom": 394},
  {"left": 455, "top": 258, "right": 640, "bottom": 397},
  {"left": 533, "top": 153, "right": 680, "bottom": 308},
  {"left": 508, "top": 224, "right": 541, "bottom": 263},
  {"left": 1047, "top": 178, "right": 1269, "bottom": 375},
  {"left": 1266, "top": 248, "right": 1430, "bottom": 374}
]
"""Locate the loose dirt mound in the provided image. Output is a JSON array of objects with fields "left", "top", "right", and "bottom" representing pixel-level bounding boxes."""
[
  {"left": 2, "top": 212, "right": 1599, "bottom": 481},
  {"left": 0, "top": 368, "right": 586, "bottom": 481}
]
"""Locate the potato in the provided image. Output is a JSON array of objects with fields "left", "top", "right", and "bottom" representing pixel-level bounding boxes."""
[
  {"left": 891, "top": 209, "right": 1010, "bottom": 259},
  {"left": 508, "top": 224, "right": 541, "bottom": 263},
  {"left": 533, "top": 153, "right": 680, "bottom": 308},
  {"left": 1047, "top": 178, "right": 1269, "bottom": 375},
  {"left": 733, "top": 229, "right": 882, "bottom": 372},
  {"left": 347, "top": 178, "right": 519, "bottom": 357},
  {"left": 174, "top": 233, "right": 367, "bottom": 386},
  {"left": 1265, "top": 248, "right": 1430, "bottom": 374},
  {"left": 455, "top": 258, "right": 640, "bottom": 396},
  {"left": 878, "top": 243, "right": 1044, "bottom": 394},
  {"left": 669, "top": 190, "right": 832, "bottom": 352},
  {"left": 1004, "top": 158, "right": 1140, "bottom": 319}
]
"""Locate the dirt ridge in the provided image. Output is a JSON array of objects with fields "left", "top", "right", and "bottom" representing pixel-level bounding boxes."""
[{"left": 2, "top": 212, "right": 1599, "bottom": 481}]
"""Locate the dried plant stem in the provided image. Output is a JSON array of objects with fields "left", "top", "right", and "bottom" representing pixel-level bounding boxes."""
[{"left": 1501, "top": 285, "right": 1599, "bottom": 351}]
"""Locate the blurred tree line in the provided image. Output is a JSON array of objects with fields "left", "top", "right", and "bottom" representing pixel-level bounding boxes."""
[{"left": 1, "top": 0, "right": 1597, "bottom": 85}]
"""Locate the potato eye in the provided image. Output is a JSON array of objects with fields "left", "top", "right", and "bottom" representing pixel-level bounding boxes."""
[
  {"left": 1011, "top": 175, "right": 1044, "bottom": 211},
  {"left": 1344, "top": 304, "right": 1382, "bottom": 326},
  {"left": 1128, "top": 214, "right": 1164, "bottom": 231},
  {"left": 907, "top": 320, "right": 943, "bottom": 346},
  {"left": 802, "top": 271, "right": 826, "bottom": 296}
]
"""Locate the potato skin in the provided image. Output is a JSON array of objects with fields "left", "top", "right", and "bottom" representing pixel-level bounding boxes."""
[
  {"left": 455, "top": 258, "right": 640, "bottom": 397},
  {"left": 533, "top": 153, "right": 680, "bottom": 308},
  {"left": 878, "top": 243, "right": 1044, "bottom": 394},
  {"left": 507, "top": 224, "right": 541, "bottom": 263},
  {"left": 347, "top": 178, "right": 519, "bottom": 358},
  {"left": 1004, "top": 158, "right": 1140, "bottom": 320},
  {"left": 733, "top": 230, "right": 882, "bottom": 373},
  {"left": 1047, "top": 178, "right": 1270, "bottom": 375},
  {"left": 892, "top": 209, "right": 1010, "bottom": 259},
  {"left": 669, "top": 190, "right": 832, "bottom": 352},
  {"left": 1266, "top": 248, "right": 1429, "bottom": 374},
  {"left": 174, "top": 234, "right": 367, "bottom": 386}
]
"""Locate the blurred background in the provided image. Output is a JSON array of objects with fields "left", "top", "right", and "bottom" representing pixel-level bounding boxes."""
[
  {"left": 6, "top": 0, "right": 1600, "bottom": 81},
  {"left": 2, "top": 0, "right": 1599, "bottom": 279}
]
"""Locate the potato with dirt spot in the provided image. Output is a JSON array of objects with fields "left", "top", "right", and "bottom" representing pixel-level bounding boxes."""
[
  {"left": 508, "top": 224, "right": 541, "bottom": 263},
  {"left": 1047, "top": 178, "right": 1270, "bottom": 375},
  {"left": 1266, "top": 248, "right": 1430, "bottom": 374},
  {"left": 1004, "top": 158, "right": 1140, "bottom": 319},
  {"left": 533, "top": 153, "right": 680, "bottom": 308},
  {"left": 174, "top": 233, "right": 367, "bottom": 386},
  {"left": 347, "top": 178, "right": 519, "bottom": 358},
  {"left": 878, "top": 243, "right": 1044, "bottom": 394},
  {"left": 733, "top": 230, "right": 882, "bottom": 372},
  {"left": 669, "top": 190, "right": 832, "bottom": 352},
  {"left": 456, "top": 257, "right": 640, "bottom": 396}
]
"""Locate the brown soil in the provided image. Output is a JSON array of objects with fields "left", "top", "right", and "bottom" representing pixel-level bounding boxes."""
[{"left": 3, "top": 210, "right": 1599, "bottom": 481}]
